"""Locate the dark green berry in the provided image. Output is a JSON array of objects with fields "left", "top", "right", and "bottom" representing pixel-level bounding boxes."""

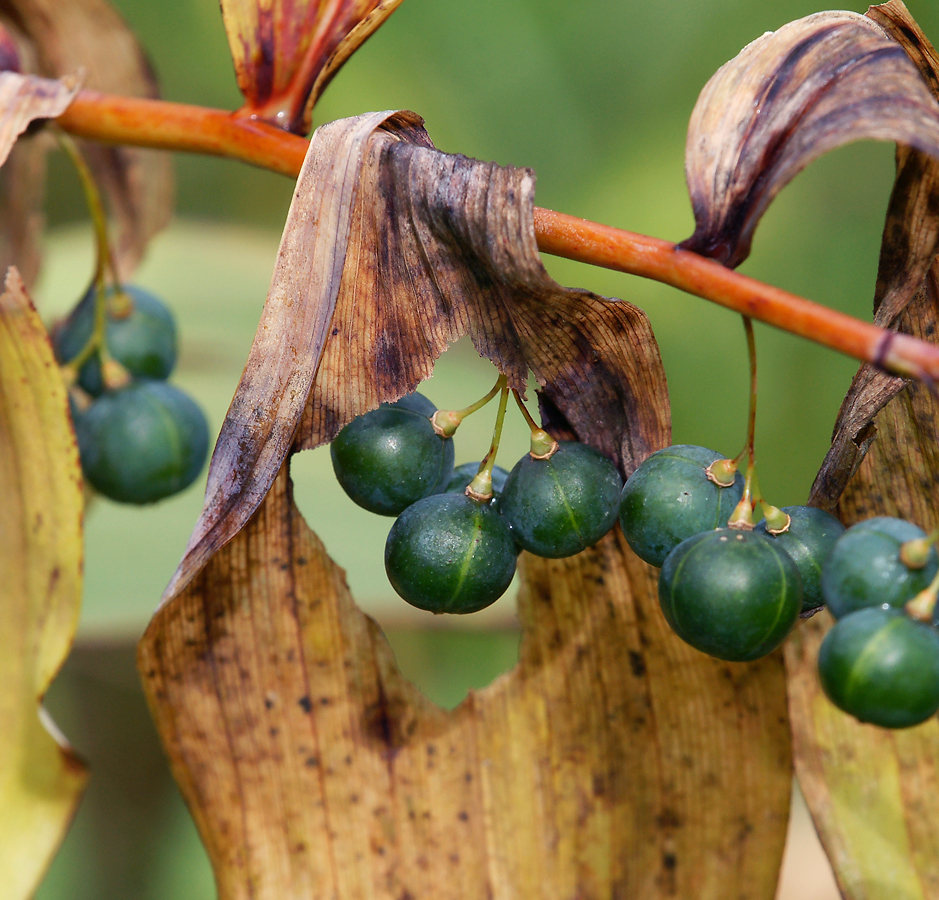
[
  {"left": 55, "top": 285, "right": 177, "bottom": 396},
  {"left": 330, "top": 392, "right": 455, "bottom": 516},
  {"left": 444, "top": 462, "right": 510, "bottom": 498},
  {"left": 498, "top": 441, "right": 624, "bottom": 558},
  {"left": 821, "top": 517, "right": 938, "bottom": 619},
  {"left": 818, "top": 606, "right": 939, "bottom": 728},
  {"left": 658, "top": 528, "right": 802, "bottom": 662},
  {"left": 619, "top": 444, "right": 744, "bottom": 567},
  {"left": 384, "top": 492, "right": 517, "bottom": 614},
  {"left": 755, "top": 505, "right": 845, "bottom": 613},
  {"left": 74, "top": 380, "right": 209, "bottom": 504}
]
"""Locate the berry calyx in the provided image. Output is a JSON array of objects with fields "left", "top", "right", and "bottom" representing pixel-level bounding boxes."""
[
  {"left": 384, "top": 492, "right": 517, "bottom": 614},
  {"left": 619, "top": 444, "right": 745, "bottom": 567},
  {"left": 818, "top": 606, "right": 939, "bottom": 728},
  {"left": 658, "top": 528, "right": 802, "bottom": 662},
  {"left": 498, "top": 440, "right": 624, "bottom": 558}
]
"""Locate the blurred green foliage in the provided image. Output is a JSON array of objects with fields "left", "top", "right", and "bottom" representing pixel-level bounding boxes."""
[{"left": 33, "top": 0, "right": 939, "bottom": 895}]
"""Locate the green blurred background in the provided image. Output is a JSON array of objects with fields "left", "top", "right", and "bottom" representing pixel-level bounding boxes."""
[{"left": 34, "top": 0, "right": 939, "bottom": 896}]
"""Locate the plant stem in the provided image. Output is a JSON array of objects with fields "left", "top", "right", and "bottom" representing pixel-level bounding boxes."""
[
  {"left": 55, "top": 89, "right": 939, "bottom": 380},
  {"left": 468, "top": 377, "right": 509, "bottom": 500},
  {"left": 512, "top": 390, "right": 558, "bottom": 458}
]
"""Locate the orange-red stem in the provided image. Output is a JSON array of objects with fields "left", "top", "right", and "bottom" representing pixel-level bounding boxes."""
[{"left": 56, "top": 89, "right": 939, "bottom": 380}]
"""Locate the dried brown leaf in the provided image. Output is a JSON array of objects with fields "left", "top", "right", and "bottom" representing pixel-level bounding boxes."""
[
  {"left": 141, "top": 110, "right": 793, "bottom": 898},
  {"left": 681, "top": 10, "right": 939, "bottom": 268},
  {"left": 162, "top": 110, "right": 669, "bottom": 603},
  {"left": 0, "top": 0, "right": 173, "bottom": 278},
  {"left": 140, "top": 462, "right": 792, "bottom": 900},
  {"left": 222, "top": 0, "right": 404, "bottom": 135},
  {"left": 787, "top": 274, "right": 939, "bottom": 898},
  {"left": 0, "top": 68, "right": 77, "bottom": 287}
]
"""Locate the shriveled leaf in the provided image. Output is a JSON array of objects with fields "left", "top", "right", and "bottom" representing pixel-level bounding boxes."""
[
  {"left": 141, "top": 462, "right": 791, "bottom": 900},
  {"left": 142, "top": 111, "right": 792, "bottom": 898},
  {"left": 680, "top": 10, "right": 939, "bottom": 268},
  {"left": 788, "top": 282, "right": 939, "bottom": 898},
  {"left": 163, "top": 110, "right": 669, "bottom": 602},
  {"left": 0, "top": 69, "right": 77, "bottom": 168},
  {"left": 810, "top": 2, "right": 939, "bottom": 509},
  {"left": 0, "top": 0, "right": 174, "bottom": 278},
  {"left": 222, "top": 0, "right": 404, "bottom": 134},
  {"left": 791, "top": 10, "right": 939, "bottom": 880},
  {"left": 0, "top": 268, "right": 87, "bottom": 898},
  {"left": 0, "top": 67, "right": 77, "bottom": 287}
]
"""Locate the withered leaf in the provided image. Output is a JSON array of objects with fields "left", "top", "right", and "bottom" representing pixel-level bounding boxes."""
[
  {"left": 143, "top": 110, "right": 793, "bottom": 898},
  {"left": 680, "top": 10, "right": 939, "bottom": 268},
  {"left": 810, "top": 2, "right": 939, "bottom": 510},
  {"left": 0, "top": 68, "right": 77, "bottom": 286},
  {"left": 141, "top": 461, "right": 792, "bottom": 900},
  {"left": 0, "top": 268, "right": 87, "bottom": 899},
  {"left": 788, "top": 10, "right": 939, "bottom": 898},
  {"left": 162, "top": 110, "right": 669, "bottom": 603},
  {"left": 0, "top": 0, "right": 174, "bottom": 278},
  {"left": 787, "top": 275, "right": 939, "bottom": 899},
  {"left": 221, "top": 0, "right": 404, "bottom": 135}
]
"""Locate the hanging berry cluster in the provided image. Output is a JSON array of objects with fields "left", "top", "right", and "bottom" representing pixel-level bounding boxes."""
[{"left": 329, "top": 377, "right": 624, "bottom": 615}]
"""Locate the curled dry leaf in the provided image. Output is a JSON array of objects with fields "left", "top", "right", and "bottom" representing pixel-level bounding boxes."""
[
  {"left": 788, "top": 9, "right": 939, "bottom": 898},
  {"left": 222, "top": 0, "right": 405, "bottom": 134},
  {"left": 141, "top": 111, "right": 793, "bottom": 898},
  {"left": 162, "top": 110, "right": 670, "bottom": 603},
  {"left": 680, "top": 9, "right": 939, "bottom": 269},
  {"left": 0, "top": 67, "right": 78, "bottom": 285},
  {"left": 0, "top": 268, "right": 87, "bottom": 899},
  {"left": 0, "top": 0, "right": 173, "bottom": 278}
]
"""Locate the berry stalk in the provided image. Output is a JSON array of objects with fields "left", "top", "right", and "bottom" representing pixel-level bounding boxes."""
[{"left": 54, "top": 90, "right": 939, "bottom": 381}]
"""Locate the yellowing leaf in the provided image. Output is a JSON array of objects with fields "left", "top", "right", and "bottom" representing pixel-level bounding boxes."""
[
  {"left": 221, "top": 0, "right": 404, "bottom": 134},
  {"left": 142, "top": 112, "right": 792, "bottom": 899},
  {"left": 680, "top": 10, "right": 939, "bottom": 268},
  {"left": 0, "top": 268, "right": 87, "bottom": 899}
]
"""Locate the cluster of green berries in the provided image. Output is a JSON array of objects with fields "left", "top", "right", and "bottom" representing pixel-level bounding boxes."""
[
  {"left": 330, "top": 391, "right": 624, "bottom": 615},
  {"left": 55, "top": 285, "right": 209, "bottom": 504},
  {"left": 619, "top": 444, "right": 939, "bottom": 729}
]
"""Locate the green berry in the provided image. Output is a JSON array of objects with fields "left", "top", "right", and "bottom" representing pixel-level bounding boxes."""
[
  {"left": 619, "top": 444, "right": 744, "bottom": 567},
  {"left": 330, "top": 392, "right": 455, "bottom": 516},
  {"left": 818, "top": 606, "right": 939, "bottom": 728},
  {"left": 498, "top": 441, "right": 624, "bottom": 558},
  {"left": 384, "top": 492, "right": 517, "bottom": 614},
  {"left": 755, "top": 505, "right": 845, "bottom": 613},
  {"left": 55, "top": 285, "right": 177, "bottom": 396},
  {"left": 821, "top": 517, "right": 938, "bottom": 619},
  {"left": 74, "top": 380, "right": 209, "bottom": 504},
  {"left": 658, "top": 528, "right": 802, "bottom": 662}
]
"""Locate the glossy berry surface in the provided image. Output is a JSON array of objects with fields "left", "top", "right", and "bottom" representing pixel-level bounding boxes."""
[
  {"left": 658, "top": 528, "right": 802, "bottom": 662},
  {"left": 498, "top": 441, "right": 623, "bottom": 558},
  {"left": 821, "top": 517, "right": 939, "bottom": 619},
  {"left": 444, "top": 462, "right": 510, "bottom": 498},
  {"left": 384, "top": 492, "right": 517, "bottom": 614},
  {"left": 330, "top": 393, "right": 455, "bottom": 516},
  {"left": 755, "top": 505, "right": 845, "bottom": 613},
  {"left": 74, "top": 380, "right": 209, "bottom": 504},
  {"left": 55, "top": 285, "right": 178, "bottom": 396},
  {"left": 619, "top": 444, "right": 744, "bottom": 567},
  {"left": 818, "top": 606, "right": 939, "bottom": 728}
]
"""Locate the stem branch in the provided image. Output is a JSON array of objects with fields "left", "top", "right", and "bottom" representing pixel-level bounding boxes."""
[{"left": 54, "top": 90, "right": 939, "bottom": 380}]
